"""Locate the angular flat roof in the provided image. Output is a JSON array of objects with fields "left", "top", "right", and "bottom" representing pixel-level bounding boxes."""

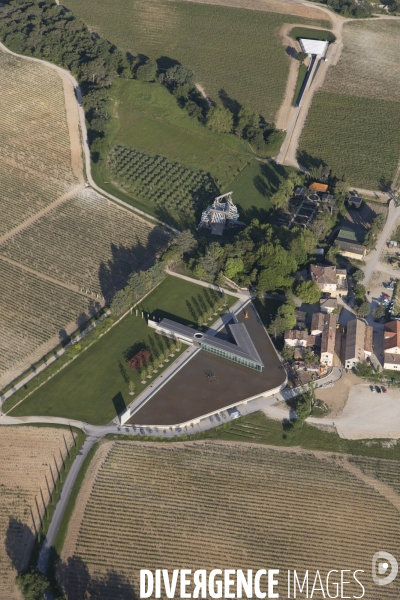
[
  {"left": 155, "top": 317, "right": 264, "bottom": 368},
  {"left": 299, "top": 39, "right": 329, "bottom": 56}
]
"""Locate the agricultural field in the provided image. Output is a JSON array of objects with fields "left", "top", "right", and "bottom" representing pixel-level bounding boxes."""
[
  {"left": 0, "top": 260, "right": 91, "bottom": 388},
  {"left": 108, "top": 146, "right": 218, "bottom": 228},
  {"left": 7, "top": 276, "right": 235, "bottom": 424},
  {"left": 0, "top": 49, "right": 170, "bottom": 390},
  {"left": 0, "top": 426, "right": 74, "bottom": 600},
  {"left": 0, "top": 188, "right": 170, "bottom": 301},
  {"left": 298, "top": 20, "right": 400, "bottom": 189},
  {"left": 64, "top": 0, "right": 330, "bottom": 123},
  {"left": 58, "top": 442, "right": 400, "bottom": 600},
  {"left": 298, "top": 93, "right": 400, "bottom": 189},
  {"left": 349, "top": 456, "right": 400, "bottom": 496}
]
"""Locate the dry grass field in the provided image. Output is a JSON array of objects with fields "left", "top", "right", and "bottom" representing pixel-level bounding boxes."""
[
  {"left": 323, "top": 20, "right": 400, "bottom": 102},
  {"left": 0, "top": 426, "right": 74, "bottom": 600},
  {"left": 0, "top": 49, "right": 170, "bottom": 389},
  {"left": 59, "top": 442, "right": 400, "bottom": 599},
  {"left": 298, "top": 19, "right": 400, "bottom": 189}
]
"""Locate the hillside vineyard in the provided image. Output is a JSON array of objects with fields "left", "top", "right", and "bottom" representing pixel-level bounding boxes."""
[{"left": 0, "top": 50, "right": 169, "bottom": 388}]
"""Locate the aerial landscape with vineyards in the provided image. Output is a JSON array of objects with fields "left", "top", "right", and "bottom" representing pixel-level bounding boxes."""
[{"left": 1, "top": 0, "right": 400, "bottom": 598}]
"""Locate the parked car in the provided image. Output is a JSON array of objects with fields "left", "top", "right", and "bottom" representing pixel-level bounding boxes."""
[
  {"left": 227, "top": 407, "right": 241, "bottom": 419},
  {"left": 370, "top": 385, "right": 375, "bottom": 392},
  {"left": 376, "top": 385, "right": 381, "bottom": 393},
  {"left": 381, "top": 386, "right": 387, "bottom": 393}
]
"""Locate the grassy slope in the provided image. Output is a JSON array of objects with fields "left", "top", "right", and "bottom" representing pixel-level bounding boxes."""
[
  {"left": 298, "top": 20, "right": 400, "bottom": 189},
  {"left": 197, "top": 411, "right": 400, "bottom": 459},
  {"left": 10, "top": 277, "right": 235, "bottom": 425},
  {"left": 64, "top": 0, "right": 330, "bottom": 122},
  {"left": 94, "top": 79, "right": 293, "bottom": 221}
]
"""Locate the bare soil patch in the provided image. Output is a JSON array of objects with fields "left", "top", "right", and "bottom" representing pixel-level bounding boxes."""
[{"left": 315, "top": 370, "right": 360, "bottom": 417}]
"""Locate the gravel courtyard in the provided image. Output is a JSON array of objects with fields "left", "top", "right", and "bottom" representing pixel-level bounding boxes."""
[{"left": 330, "top": 384, "right": 400, "bottom": 439}]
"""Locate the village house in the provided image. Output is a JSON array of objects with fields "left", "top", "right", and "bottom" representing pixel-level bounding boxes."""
[
  {"left": 284, "top": 330, "right": 320, "bottom": 349},
  {"left": 320, "top": 313, "right": 337, "bottom": 367},
  {"left": 383, "top": 321, "right": 400, "bottom": 369},
  {"left": 344, "top": 319, "right": 373, "bottom": 369},
  {"left": 310, "top": 312, "right": 325, "bottom": 336},
  {"left": 320, "top": 297, "right": 337, "bottom": 313},
  {"left": 310, "top": 264, "right": 347, "bottom": 298}
]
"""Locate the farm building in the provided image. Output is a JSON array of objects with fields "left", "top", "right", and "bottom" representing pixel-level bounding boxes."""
[
  {"left": 148, "top": 317, "right": 264, "bottom": 372},
  {"left": 320, "top": 313, "right": 337, "bottom": 367},
  {"left": 344, "top": 319, "right": 373, "bottom": 369},
  {"left": 311, "top": 312, "right": 325, "bottom": 336},
  {"left": 310, "top": 264, "right": 347, "bottom": 298},
  {"left": 334, "top": 237, "right": 367, "bottom": 260},
  {"left": 383, "top": 321, "right": 400, "bottom": 369},
  {"left": 299, "top": 39, "right": 329, "bottom": 58},
  {"left": 320, "top": 297, "right": 337, "bottom": 313},
  {"left": 308, "top": 182, "right": 328, "bottom": 193},
  {"left": 198, "top": 192, "right": 240, "bottom": 235},
  {"left": 347, "top": 196, "right": 363, "bottom": 208}
]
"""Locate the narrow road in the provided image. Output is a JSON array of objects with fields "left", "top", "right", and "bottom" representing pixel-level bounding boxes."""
[
  {"left": 363, "top": 200, "right": 400, "bottom": 286},
  {"left": 37, "top": 434, "right": 98, "bottom": 574}
]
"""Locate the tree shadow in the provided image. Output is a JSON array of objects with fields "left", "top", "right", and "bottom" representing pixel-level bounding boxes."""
[
  {"left": 286, "top": 46, "right": 297, "bottom": 58},
  {"left": 112, "top": 392, "right": 126, "bottom": 416},
  {"left": 297, "top": 150, "right": 327, "bottom": 173},
  {"left": 218, "top": 88, "right": 241, "bottom": 121},
  {"left": 59, "top": 329, "right": 71, "bottom": 346},
  {"left": 378, "top": 176, "right": 393, "bottom": 193},
  {"left": 5, "top": 517, "right": 35, "bottom": 574},
  {"left": 156, "top": 56, "right": 181, "bottom": 71},
  {"left": 6, "top": 521, "right": 139, "bottom": 600},
  {"left": 98, "top": 226, "right": 170, "bottom": 303},
  {"left": 118, "top": 360, "right": 130, "bottom": 384},
  {"left": 58, "top": 555, "right": 138, "bottom": 600}
]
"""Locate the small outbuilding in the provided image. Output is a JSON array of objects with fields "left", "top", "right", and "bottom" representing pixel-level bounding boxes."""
[
  {"left": 299, "top": 38, "right": 329, "bottom": 57},
  {"left": 309, "top": 182, "right": 329, "bottom": 193}
]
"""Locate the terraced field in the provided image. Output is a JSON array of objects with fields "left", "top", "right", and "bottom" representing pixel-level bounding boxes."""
[
  {"left": 59, "top": 442, "right": 400, "bottom": 599},
  {"left": 298, "top": 19, "right": 400, "bottom": 189},
  {"left": 0, "top": 49, "right": 170, "bottom": 389},
  {"left": 0, "top": 427, "right": 74, "bottom": 600},
  {"left": 64, "top": 0, "right": 330, "bottom": 122}
]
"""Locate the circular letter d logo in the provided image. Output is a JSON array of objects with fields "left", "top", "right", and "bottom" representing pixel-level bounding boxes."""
[{"left": 372, "top": 551, "right": 398, "bottom": 586}]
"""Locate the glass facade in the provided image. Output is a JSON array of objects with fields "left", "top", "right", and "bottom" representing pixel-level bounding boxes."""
[{"left": 200, "top": 343, "right": 262, "bottom": 371}]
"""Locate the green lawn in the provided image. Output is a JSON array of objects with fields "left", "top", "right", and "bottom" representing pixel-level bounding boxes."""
[
  {"left": 292, "top": 64, "right": 308, "bottom": 106},
  {"left": 107, "top": 79, "right": 253, "bottom": 189},
  {"left": 226, "top": 160, "right": 292, "bottom": 223},
  {"left": 64, "top": 0, "right": 330, "bottom": 123},
  {"left": 289, "top": 26, "right": 336, "bottom": 41},
  {"left": 94, "top": 80, "right": 293, "bottom": 222},
  {"left": 298, "top": 93, "right": 400, "bottom": 189},
  {"left": 9, "top": 277, "right": 235, "bottom": 425}
]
